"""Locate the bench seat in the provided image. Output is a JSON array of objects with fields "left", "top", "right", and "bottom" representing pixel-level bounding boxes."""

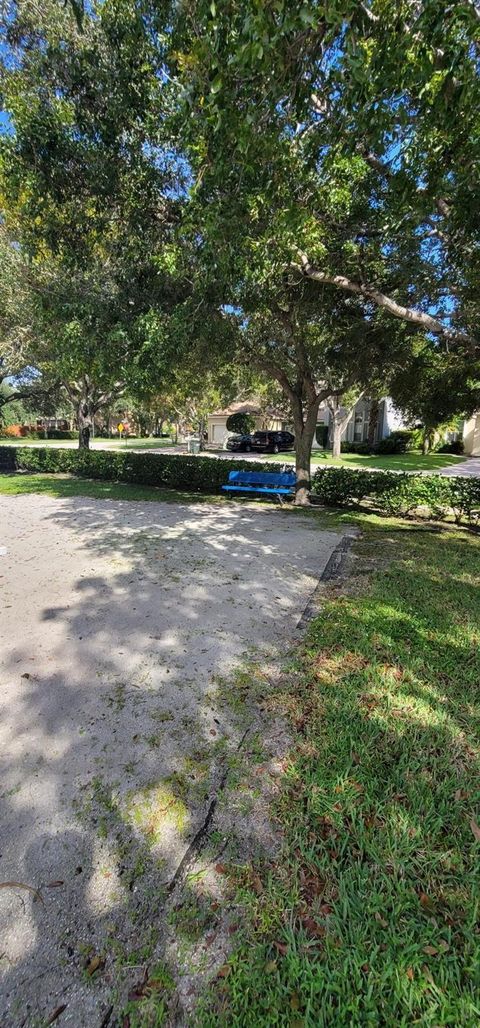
[
  {"left": 222, "top": 484, "right": 294, "bottom": 494},
  {"left": 221, "top": 469, "right": 296, "bottom": 498}
]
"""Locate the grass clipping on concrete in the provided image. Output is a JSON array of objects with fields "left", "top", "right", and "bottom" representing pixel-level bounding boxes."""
[{"left": 200, "top": 519, "right": 480, "bottom": 1027}]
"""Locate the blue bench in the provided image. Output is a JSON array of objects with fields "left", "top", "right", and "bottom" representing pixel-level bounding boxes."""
[{"left": 221, "top": 469, "right": 296, "bottom": 499}]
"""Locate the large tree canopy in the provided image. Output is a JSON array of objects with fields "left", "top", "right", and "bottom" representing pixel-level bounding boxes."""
[
  {"left": 172, "top": 0, "right": 479, "bottom": 341},
  {"left": 1, "top": 0, "right": 478, "bottom": 483},
  {"left": 160, "top": 0, "right": 480, "bottom": 495},
  {"left": 0, "top": 0, "right": 193, "bottom": 445}
]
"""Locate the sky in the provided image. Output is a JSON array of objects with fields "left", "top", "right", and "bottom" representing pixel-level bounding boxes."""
[{"left": 0, "top": 110, "right": 13, "bottom": 134}]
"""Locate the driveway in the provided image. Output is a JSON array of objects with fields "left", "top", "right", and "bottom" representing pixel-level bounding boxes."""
[
  {"left": 437, "top": 457, "right": 480, "bottom": 477},
  {"left": 0, "top": 493, "right": 344, "bottom": 1026}
]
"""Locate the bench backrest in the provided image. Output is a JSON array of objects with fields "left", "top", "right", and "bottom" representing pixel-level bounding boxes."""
[{"left": 227, "top": 469, "right": 296, "bottom": 487}]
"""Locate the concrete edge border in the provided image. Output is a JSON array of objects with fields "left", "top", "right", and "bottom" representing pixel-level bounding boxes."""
[{"left": 296, "top": 527, "right": 360, "bottom": 631}]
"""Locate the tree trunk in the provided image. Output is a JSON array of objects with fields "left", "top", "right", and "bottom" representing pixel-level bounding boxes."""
[
  {"left": 292, "top": 398, "right": 320, "bottom": 506},
  {"left": 328, "top": 390, "right": 366, "bottom": 457},
  {"left": 331, "top": 415, "right": 342, "bottom": 458},
  {"left": 327, "top": 397, "right": 343, "bottom": 458},
  {"left": 294, "top": 429, "right": 312, "bottom": 505},
  {"left": 78, "top": 401, "right": 92, "bottom": 449},
  {"left": 367, "top": 397, "right": 380, "bottom": 446}
]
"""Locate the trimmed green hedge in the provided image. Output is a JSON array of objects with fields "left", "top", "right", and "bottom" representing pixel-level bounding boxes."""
[
  {"left": 2, "top": 446, "right": 479, "bottom": 524},
  {"left": 46, "top": 429, "right": 78, "bottom": 440},
  {"left": 0, "top": 445, "right": 281, "bottom": 494},
  {"left": 312, "top": 466, "right": 480, "bottom": 524}
]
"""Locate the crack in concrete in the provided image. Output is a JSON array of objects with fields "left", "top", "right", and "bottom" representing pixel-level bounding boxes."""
[{"left": 166, "top": 724, "right": 253, "bottom": 896}]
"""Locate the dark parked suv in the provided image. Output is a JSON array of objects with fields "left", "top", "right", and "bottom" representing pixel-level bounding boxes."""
[
  {"left": 225, "top": 433, "right": 253, "bottom": 452},
  {"left": 250, "top": 430, "right": 295, "bottom": 454}
]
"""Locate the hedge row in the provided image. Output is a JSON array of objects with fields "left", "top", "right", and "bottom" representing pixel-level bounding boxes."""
[
  {"left": 312, "top": 466, "right": 480, "bottom": 524},
  {"left": 2, "top": 446, "right": 479, "bottom": 524},
  {"left": 0, "top": 445, "right": 277, "bottom": 494}
]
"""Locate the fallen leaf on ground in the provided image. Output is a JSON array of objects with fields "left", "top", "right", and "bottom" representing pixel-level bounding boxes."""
[
  {"left": 319, "top": 903, "right": 333, "bottom": 916},
  {"left": 46, "top": 880, "right": 64, "bottom": 888},
  {"left": 0, "top": 881, "right": 44, "bottom": 904},
  {"left": 217, "top": 965, "right": 231, "bottom": 978},
  {"left": 273, "top": 941, "right": 288, "bottom": 956},
  {"left": 374, "top": 912, "right": 388, "bottom": 927},
  {"left": 406, "top": 967, "right": 414, "bottom": 981},
  {"left": 301, "top": 916, "right": 326, "bottom": 938},
  {"left": 252, "top": 874, "right": 263, "bottom": 895},
  {"left": 46, "top": 1005, "right": 67, "bottom": 1025},
  {"left": 86, "top": 954, "right": 105, "bottom": 976},
  {"left": 470, "top": 818, "right": 480, "bottom": 842},
  {"left": 422, "top": 945, "right": 438, "bottom": 956},
  {"left": 215, "top": 863, "right": 227, "bottom": 874},
  {"left": 265, "top": 960, "right": 277, "bottom": 973},
  {"left": 454, "top": 789, "right": 469, "bottom": 801}
]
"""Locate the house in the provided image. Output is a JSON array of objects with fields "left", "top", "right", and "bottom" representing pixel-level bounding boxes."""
[
  {"left": 313, "top": 396, "right": 407, "bottom": 448},
  {"left": 463, "top": 413, "right": 480, "bottom": 456},
  {"left": 207, "top": 400, "right": 286, "bottom": 447}
]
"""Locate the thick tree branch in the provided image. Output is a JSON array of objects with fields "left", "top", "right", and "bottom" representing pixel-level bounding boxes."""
[
  {"left": 357, "top": 147, "right": 458, "bottom": 248},
  {"left": 0, "top": 388, "right": 41, "bottom": 409},
  {"left": 293, "top": 251, "right": 471, "bottom": 344}
]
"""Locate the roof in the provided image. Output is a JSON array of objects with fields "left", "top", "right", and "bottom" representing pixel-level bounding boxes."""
[{"left": 209, "top": 399, "right": 263, "bottom": 417}]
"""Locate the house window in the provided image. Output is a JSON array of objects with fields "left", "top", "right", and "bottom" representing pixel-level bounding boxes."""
[{"left": 354, "top": 413, "right": 364, "bottom": 442}]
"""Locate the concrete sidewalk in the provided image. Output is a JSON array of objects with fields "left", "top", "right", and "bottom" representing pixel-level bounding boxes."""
[
  {"left": 436, "top": 457, "right": 480, "bottom": 477},
  {"left": 0, "top": 493, "right": 344, "bottom": 1026}
]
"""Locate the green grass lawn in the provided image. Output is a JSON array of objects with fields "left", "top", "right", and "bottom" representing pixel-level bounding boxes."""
[
  {"left": 261, "top": 449, "right": 467, "bottom": 472},
  {"left": 0, "top": 472, "right": 218, "bottom": 504},
  {"left": 200, "top": 516, "right": 480, "bottom": 1027},
  {"left": 0, "top": 436, "right": 173, "bottom": 449}
]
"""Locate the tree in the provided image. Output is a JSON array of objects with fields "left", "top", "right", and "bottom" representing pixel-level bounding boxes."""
[
  {"left": 3, "top": 0, "right": 478, "bottom": 479},
  {"left": 389, "top": 344, "right": 479, "bottom": 453},
  {"left": 168, "top": 0, "right": 480, "bottom": 497},
  {"left": 0, "top": 0, "right": 190, "bottom": 447},
  {"left": 226, "top": 412, "right": 256, "bottom": 435}
]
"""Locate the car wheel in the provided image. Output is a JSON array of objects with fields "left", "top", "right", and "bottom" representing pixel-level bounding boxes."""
[
  {"left": 245, "top": 444, "right": 251, "bottom": 452},
  {"left": 273, "top": 444, "right": 279, "bottom": 454}
]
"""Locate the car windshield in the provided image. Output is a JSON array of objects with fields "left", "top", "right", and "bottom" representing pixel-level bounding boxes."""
[{"left": 253, "top": 432, "right": 268, "bottom": 440}]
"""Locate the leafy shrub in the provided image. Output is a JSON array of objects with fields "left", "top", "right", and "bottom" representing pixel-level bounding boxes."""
[
  {"left": 376, "top": 430, "right": 415, "bottom": 454},
  {"left": 0, "top": 445, "right": 281, "bottom": 495},
  {"left": 311, "top": 465, "right": 480, "bottom": 524},
  {"left": 408, "top": 427, "right": 424, "bottom": 450},
  {"left": 0, "top": 425, "right": 40, "bottom": 439},
  {"left": 436, "top": 440, "right": 464, "bottom": 455},
  {"left": 340, "top": 441, "right": 373, "bottom": 454},
  {"left": 226, "top": 412, "right": 256, "bottom": 435},
  {"left": 46, "top": 429, "right": 78, "bottom": 440},
  {"left": 2, "top": 445, "right": 479, "bottom": 525}
]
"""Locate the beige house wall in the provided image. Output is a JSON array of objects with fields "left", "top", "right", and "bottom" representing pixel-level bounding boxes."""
[{"left": 463, "top": 413, "right": 480, "bottom": 456}]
